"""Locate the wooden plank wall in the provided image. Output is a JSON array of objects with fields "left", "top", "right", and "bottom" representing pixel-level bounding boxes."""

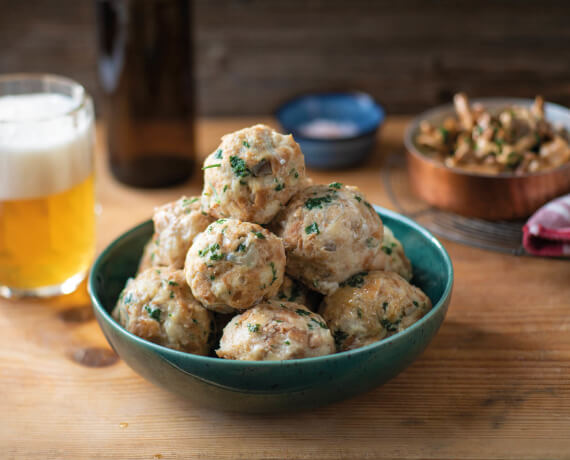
[{"left": 0, "top": 0, "right": 568, "bottom": 116}]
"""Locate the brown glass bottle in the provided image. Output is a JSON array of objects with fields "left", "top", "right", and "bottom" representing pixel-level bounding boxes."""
[{"left": 96, "top": 0, "right": 194, "bottom": 187}]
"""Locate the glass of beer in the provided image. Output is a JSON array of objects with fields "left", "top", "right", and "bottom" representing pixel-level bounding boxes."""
[{"left": 0, "top": 74, "right": 95, "bottom": 298}]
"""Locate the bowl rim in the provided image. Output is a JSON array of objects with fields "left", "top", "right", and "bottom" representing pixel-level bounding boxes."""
[
  {"left": 89, "top": 206, "right": 453, "bottom": 367},
  {"left": 275, "top": 91, "right": 385, "bottom": 142},
  {"left": 404, "top": 97, "right": 570, "bottom": 179}
]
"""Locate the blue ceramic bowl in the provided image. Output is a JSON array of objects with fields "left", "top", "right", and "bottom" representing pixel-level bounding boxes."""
[
  {"left": 89, "top": 206, "right": 452, "bottom": 413},
  {"left": 276, "top": 92, "right": 385, "bottom": 169}
]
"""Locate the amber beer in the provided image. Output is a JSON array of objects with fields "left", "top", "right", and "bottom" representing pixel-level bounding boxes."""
[{"left": 0, "top": 75, "right": 95, "bottom": 298}]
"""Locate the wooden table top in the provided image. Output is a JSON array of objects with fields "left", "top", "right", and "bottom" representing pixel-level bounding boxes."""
[{"left": 2, "top": 117, "right": 570, "bottom": 460}]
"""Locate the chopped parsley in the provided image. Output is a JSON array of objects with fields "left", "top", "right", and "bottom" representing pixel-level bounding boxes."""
[
  {"left": 287, "top": 280, "right": 302, "bottom": 302},
  {"left": 252, "top": 231, "right": 265, "bottom": 239},
  {"left": 202, "top": 163, "right": 221, "bottom": 170},
  {"left": 236, "top": 242, "right": 247, "bottom": 252},
  {"left": 275, "top": 183, "right": 285, "bottom": 191},
  {"left": 295, "top": 309, "right": 311, "bottom": 317},
  {"left": 310, "top": 317, "right": 328, "bottom": 329},
  {"left": 144, "top": 305, "right": 161, "bottom": 321},
  {"left": 247, "top": 323, "right": 260, "bottom": 333},
  {"left": 243, "top": 140, "right": 250, "bottom": 148},
  {"left": 230, "top": 156, "right": 251, "bottom": 177},
  {"left": 334, "top": 329, "right": 348, "bottom": 347},
  {"left": 381, "top": 246, "right": 393, "bottom": 255},
  {"left": 380, "top": 318, "right": 401, "bottom": 332},
  {"left": 438, "top": 127, "right": 449, "bottom": 143},
  {"left": 214, "top": 149, "right": 223, "bottom": 159},
  {"left": 328, "top": 182, "right": 342, "bottom": 190},
  {"left": 223, "top": 184, "right": 228, "bottom": 193},
  {"left": 305, "top": 222, "right": 320, "bottom": 235},
  {"left": 210, "top": 274, "right": 215, "bottom": 280},
  {"left": 340, "top": 271, "right": 368, "bottom": 288},
  {"left": 181, "top": 197, "right": 199, "bottom": 207},
  {"left": 270, "top": 262, "right": 278, "bottom": 285},
  {"left": 290, "top": 168, "right": 299, "bottom": 178},
  {"left": 198, "top": 242, "right": 218, "bottom": 256},
  {"left": 208, "top": 183, "right": 221, "bottom": 205},
  {"left": 412, "top": 300, "right": 419, "bottom": 307},
  {"left": 355, "top": 196, "right": 362, "bottom": 202},
  {"left": 382, "top": 302, "right": 389, "bottom": 311},
  {"left": 305, "top": 195, "right": 334, "bottom": 210},
  {"left": 216, "top": 219, "right": 227, "bottom": 224},
  {"left": 123, "top": 293, "right": 133, "bottom": 304},
  {"left": 169, "top": 291, "right": 175, "bottom": 299},
  {"left": 167, "top": 280, "right": 178, "bottom": 286},
  {"left": 366, "top": 237, "right": 377, "bottom": 248},
  {"left": 198, "top": 242, "right": 224, "bottom": 261},
  {"left": 284, "top": 340, "right": 290, "bottom": 345}
]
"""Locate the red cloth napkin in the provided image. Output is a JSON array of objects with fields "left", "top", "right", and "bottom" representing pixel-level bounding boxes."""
[{"left": 523, "top": 194, "right": 570, "bottom": 257}]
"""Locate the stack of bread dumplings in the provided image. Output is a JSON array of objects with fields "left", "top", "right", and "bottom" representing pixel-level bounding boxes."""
[{"left": 113, "top": 125, "right": 431, "bottom": 360}]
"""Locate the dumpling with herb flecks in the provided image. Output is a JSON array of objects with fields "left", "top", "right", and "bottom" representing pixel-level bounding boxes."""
[
  {"left": 217, "top": 301, "right": 334, "bottom": 361},
  {"left": 185, "top": 218, "right": 286, "bottom": 314},
  {"left": 148, "top": 196, "right": 214, "bottom": 269},
  {"left": 272, "top": 183, "right": 384, "bottom": 295},
  {"left": 112, "top": 267, "right": 214, "bottom": 355},
  {"left": 319, "top": 270, "right": 431, "bottom": 352},
  {"left": 201, "top": 124, "right": 307, "bottom": 224}
]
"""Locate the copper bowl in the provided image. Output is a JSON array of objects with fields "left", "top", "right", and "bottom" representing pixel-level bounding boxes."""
[{"left": 404, "top": 98, "right": 570, "bottom": 220}]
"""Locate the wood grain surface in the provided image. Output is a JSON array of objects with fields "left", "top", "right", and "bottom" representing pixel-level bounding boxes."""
[
  {"left": 1, "top": 0, "right": 569, "bottom": 116},
  {"left": 2, "top": 118, "right": 570, "bottom": 460}
]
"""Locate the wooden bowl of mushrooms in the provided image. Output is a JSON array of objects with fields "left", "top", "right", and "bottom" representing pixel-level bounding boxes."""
[{"left": 404, "top": 94, "right": 570, "bottom": 220}]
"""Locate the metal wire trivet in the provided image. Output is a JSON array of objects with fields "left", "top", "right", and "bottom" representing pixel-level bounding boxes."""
[{"left": 382, "top": 153, "right": 526, "bottom": 256}]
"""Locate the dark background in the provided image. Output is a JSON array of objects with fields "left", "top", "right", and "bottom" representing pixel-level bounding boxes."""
[{"left": 1, "top": 0, "right": 569, "bottom": 116}]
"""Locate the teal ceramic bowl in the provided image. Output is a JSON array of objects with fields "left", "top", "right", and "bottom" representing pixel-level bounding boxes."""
[{"left": 89, "top": 206, "right": 453, "bottom": 413}]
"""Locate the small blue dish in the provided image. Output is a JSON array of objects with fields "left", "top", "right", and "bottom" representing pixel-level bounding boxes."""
[{"left": 276, "top": 92, "right": 385, "bottom": 169}]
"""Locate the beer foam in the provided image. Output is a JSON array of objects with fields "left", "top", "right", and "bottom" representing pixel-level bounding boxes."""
[{"left": 0, "top": 93, "right": 93, "bottom": 200}]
